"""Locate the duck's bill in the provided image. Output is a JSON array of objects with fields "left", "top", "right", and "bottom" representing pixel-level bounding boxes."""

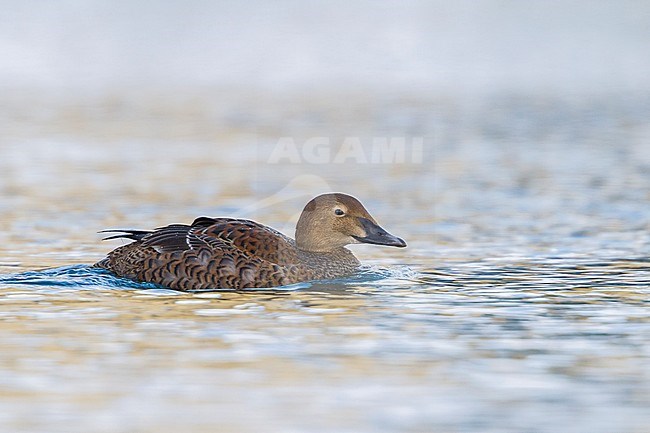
[{"left": 353, "top": 218, "right": 407, "bottom": 248}]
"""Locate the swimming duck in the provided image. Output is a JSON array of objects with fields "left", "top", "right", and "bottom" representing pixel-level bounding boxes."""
[{"left": 94, "top": 193, "right": 406, "bottom": 291}]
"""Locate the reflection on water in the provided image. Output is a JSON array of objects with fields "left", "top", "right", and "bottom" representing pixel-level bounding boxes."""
[
  {"left": 0, "top": 258, "right": 648, "bottom": 433},
  {"left": 1, "top": 91, "right": 650, "bottom": 433}
]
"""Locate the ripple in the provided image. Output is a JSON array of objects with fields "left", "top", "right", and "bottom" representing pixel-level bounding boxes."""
[{"left": 0, "top": 265, "right": 162, "bottom": 291}]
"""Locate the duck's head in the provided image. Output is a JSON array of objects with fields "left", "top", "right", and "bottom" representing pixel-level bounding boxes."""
[{"left": 295, "top": 193, "right": 407, "bottom": 252}]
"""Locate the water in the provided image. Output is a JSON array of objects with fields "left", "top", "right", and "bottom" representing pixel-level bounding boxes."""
[
  {"left": 1, "top": 91, "right": 650, "bottom": 432},
  {"left": 0, "top": 259, "right": 648, "bottom": 433}
]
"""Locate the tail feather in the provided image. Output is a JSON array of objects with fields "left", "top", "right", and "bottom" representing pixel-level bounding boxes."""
[{"left": 99, "top": 229, "right": 152, "bottom": 241}]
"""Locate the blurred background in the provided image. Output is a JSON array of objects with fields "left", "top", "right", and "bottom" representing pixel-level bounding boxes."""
[{"left": 1, "top": 2, "right": 650, "bottom": 433}]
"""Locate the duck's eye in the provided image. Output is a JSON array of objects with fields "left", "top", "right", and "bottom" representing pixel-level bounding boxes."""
[{"left": 334, "top": 208, "right": 345, "bottom": 216}]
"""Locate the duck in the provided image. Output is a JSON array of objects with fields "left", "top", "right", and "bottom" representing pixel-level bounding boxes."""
[{"left": 93, "top": 193, "right": 406, "bottom": 291}]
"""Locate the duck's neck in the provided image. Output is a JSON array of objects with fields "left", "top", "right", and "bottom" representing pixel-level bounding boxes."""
[
  {"left": 298, "top": 246, "right": 356, "bottom": 259},
  {"left": 296, "top": 247, "right": 360, "bottom": 279},
  {"left": 295, "top": 230, "right": 340, "bottom": 252}
]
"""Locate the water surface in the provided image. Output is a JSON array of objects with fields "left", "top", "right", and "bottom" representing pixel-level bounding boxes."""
[{"left": 1, "top": 93, "right": 650, "bottom": 433}]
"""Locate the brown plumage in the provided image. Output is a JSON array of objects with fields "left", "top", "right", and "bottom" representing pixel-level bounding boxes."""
[{"left": 93, "top": 193, "right": 406, "bottom": 291}]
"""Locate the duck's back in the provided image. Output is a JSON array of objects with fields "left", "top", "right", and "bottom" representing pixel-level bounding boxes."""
[{"left": 94, "top": 217, "right": 307, "bottom": 291}]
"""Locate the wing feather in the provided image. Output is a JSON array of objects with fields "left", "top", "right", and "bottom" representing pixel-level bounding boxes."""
[
  {"left": 195, "top": 218, "right": 298, "bottom": 265},
  {"left": 101, "top": 217, "right": 298, "bottom": 264}
]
